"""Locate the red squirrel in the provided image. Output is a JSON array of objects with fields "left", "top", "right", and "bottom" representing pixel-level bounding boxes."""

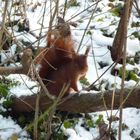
[
  {"left": 35, "top": 17, "right": 75, "bottom": 82},
  {"left": 45, "top": 47, "right": 90, "bottom": 97}
]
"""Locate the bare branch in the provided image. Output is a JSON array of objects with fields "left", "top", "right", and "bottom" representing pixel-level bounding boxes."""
[{"left": 0, "top": 48, "right": 33, "bottom": 75}]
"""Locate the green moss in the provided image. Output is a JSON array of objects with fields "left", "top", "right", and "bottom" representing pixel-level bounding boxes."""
[
  {"left": 86, "top": 30, "right": 92, "bottom": 35},
  {"left": 52, "top": 130, "right": 68, "bottom": 140},
  {"left": 79, "top": 77, "right": 90, "bottom": 86},
  {"left": 97, "top": 17, "right": 104, "bottom": 22},
  {"left": 68, "top": 0, "right": 80, "bottom": 7},
  {"left": 134, "top": 52, "right": 140, "bottom": 64},
  {"left": 129, "top": 72, "right": 139, "bottom": 82},
  {"left": 131, "top": 22, "right": 140, "bottom": 28},
  {"left": 118, "top": 67, "right": 129, "bottom": 79},
  {"left": 63, "top": 120, "right": 74, "bottom": 128},
  {"left": 131, "top": 32, "right": 140, "bottom": 40},
  {"left": 0, "top": 76, "right": 20, "bottom": 111},
  {"left": 85, "top": 119, "right": 94, "bottom": 128},
  {"left": 118, "top": 67, "right": 140, "bottom": 82},
  {"left": 122, "top": 123, "right": 129, "bottom": 131},
  {"left": 127, "top": 58, "right": 135, "bottom": 65},
  {"left": 110, "top": 3, "right": 123, "bottom": 17},
  {"left": 95, "top": 114, "right": 104, "bottom": 125}
]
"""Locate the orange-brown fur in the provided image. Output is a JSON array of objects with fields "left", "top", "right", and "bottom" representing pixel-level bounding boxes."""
[
  {"left": 35, "top": 29, "right": 75, "bottom": 82},
  {"left": 45, "top": 48, "right": 90, "bottom": 96},
  {"left": 35, "top": 17, "right": 76, "bottom": 81}
]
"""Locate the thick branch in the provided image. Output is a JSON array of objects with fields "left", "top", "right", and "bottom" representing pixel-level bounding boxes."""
[
  {"left": 11, "top": 87, "right": 140, "bottom": 113},
  {"left": 0, "top": 66, "right": 23, "bottom": 74}
]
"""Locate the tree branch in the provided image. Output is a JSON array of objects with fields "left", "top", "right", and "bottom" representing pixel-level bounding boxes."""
[
  {"left": 0, "top": 48, "right": 33, "bottom": 75},
  {"left": 11, "top": 87, "right": 140, "bottom": 113}
]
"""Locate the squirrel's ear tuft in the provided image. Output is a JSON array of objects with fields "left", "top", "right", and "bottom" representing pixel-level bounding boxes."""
[{"left": 84, "top": 46, "right": 90, "bottom": 56}]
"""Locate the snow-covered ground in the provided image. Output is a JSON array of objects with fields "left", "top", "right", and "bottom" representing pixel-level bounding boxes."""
[
  {"left": 0, "top": 115, "right": 30, "bottom": 140},
  {"left": 63, "top": 108, "right": 140, "bottom": 140},
  {"left": 0, "top": 0, "right": 140, "bottom": 139}
]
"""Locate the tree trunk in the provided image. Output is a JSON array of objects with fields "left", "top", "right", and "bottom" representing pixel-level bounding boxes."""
[{"left": 110, "top": 1, "right": 133, "bottom": 63}]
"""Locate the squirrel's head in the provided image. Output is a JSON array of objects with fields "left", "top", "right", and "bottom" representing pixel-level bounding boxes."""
[{"left": 56, "top": 17, "right": 71, "bottom": 37}]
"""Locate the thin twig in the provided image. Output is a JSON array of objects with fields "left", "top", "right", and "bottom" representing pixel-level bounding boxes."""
[
  {"left": 48, "top": 0, "right": 59, "bottom": 32},
  {"left": 108, "top": 72, "right": 117, "bottom": 136},
  {"left": 0, "top": 0, "right": 9, "bottom": 50},
  {"left": 63, "top": 0, "right": 68, "bottom": 19},
  {"left": 77, "top": 0, "right": 100, "bottom": 52},
  {"left": 118, "top": 1, "right": 132, "bottom": 140},
  {"left": 33, "top": 93, "right": 40, "bottom": 140}
]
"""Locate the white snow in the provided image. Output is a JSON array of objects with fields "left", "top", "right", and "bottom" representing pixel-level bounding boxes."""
[
  {"left": 0, "top": 115, "right": 30, "bottom": 140},
  {"left": 7, "top": 74, "right": 39, "bottom": 97},
  {"left": 0, "top": 0, "right": 140, "bottom": 139}
]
